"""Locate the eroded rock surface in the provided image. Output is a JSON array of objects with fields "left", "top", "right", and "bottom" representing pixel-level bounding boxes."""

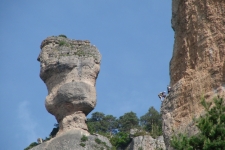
[
  {"left": 162, "top": 0, "right": 225, "bottom": 149},
  {"left": 125, "top": 135, "right": 166, "bottom": 150},
  {"left": 31, "top": 129, "right": 112, "bottom": 150},
  {"left": 38, "top": 36, "right": 101, "bottom": 134}
]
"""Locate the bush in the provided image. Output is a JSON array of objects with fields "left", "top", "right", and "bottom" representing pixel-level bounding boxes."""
[
  {"left": 59, "top": 40, "right": 67, "bottom": 46},
  {"left": 58, "top": 34, "right": 67, "bottom": 38},
  {"left": 24, "top": 142, "right": 38, "bottom": 150},
  {"left": 95, "top": 138, "right": 102, "bottom": 144},
  {"left": 80, "top": 143, "right": 85, "bottom": 147},
  {"left": 110, "top": 132, "right": 131, "bottom": 149},
  {"left": 81, "top": 135, "right": 88, "bottom": 142},
  {"left": 49, "top": 127, "right": 59, "bottom": 137}
]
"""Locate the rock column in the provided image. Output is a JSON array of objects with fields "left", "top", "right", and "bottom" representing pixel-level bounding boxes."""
[
  {"left": 162, "top": 0, "right": 225, "bottom": 149},
  {"left": 38, "top": 36, "right": 101, "bottom": 135}
]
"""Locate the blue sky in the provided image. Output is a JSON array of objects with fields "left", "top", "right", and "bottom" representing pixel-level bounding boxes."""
[{"left": 0, "top": 1, "right": 173, "bottom": 149}]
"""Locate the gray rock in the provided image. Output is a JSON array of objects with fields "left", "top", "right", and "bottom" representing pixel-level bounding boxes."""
[
  {"left": 31, "top": 129, "right": 112, "bottom": 150},
  {"left": 126, "top": 135, "right": 166, "bottom": 150}
]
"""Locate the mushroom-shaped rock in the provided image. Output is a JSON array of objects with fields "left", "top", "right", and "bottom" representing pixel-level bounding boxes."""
[{"left": 38, "top": 36, "right": 101, "bottom": 135}]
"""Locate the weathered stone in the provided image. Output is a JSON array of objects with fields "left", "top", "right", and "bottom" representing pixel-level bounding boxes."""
[
  {"left": 31, "top": 129, "right": 112, "bottom": 150},
  {"left": 37, "top": 36, "right": 101, "bottom": 134},
  {"left": 162, "top": 0, "right": 225, "bottom": 149},
  {"left": 125, "top": 135, "right": 166, "bottom": 150},
  {"left": 32, "top": 36, "right": 113, "bottom": 150}
]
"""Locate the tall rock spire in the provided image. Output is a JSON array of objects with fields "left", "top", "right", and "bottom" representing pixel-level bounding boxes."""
[
  {"left": 38, "top": 36, "right": 101, "bottom": 135},
  {"left": 162, "top": 1, "right": 225, "bottom": 149}
]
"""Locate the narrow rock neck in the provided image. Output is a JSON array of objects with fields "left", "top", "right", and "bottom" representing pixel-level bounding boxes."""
[{"left": 57, "top": 111, "right": 88, "bottom": 135}]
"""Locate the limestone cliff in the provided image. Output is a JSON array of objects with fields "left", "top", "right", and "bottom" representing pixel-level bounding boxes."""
[{"left": 162, "top": 0, "right": 225, "bottom": 149}]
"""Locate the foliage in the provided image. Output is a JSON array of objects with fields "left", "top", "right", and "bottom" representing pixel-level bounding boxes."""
[
  {"left": 44, "top": 136, "right": 51, "bottom": 141},
  {"left": 95, "top": 138, "right": 102, "bottom": 144},
  {"left": 171, "top": 97, "right": 225, "bottom": 150},
  {"left": 110, "top": 132, "right": 131, "bottom": 148},
  {"left": 25, "top": 106, "right": 163, "bottom": 150},
  {"left": 24, "top": 142, "right": 38, "bottom": 150},
  {"left": 140, "top": 106, "right": 162, "bottom": 138},
  {"left": 133, "top": 130, "right": 149, "bottom": 137},
  {"left": 87, "top": 112, "right": 118, "bottom": 135},
  {"left": 138, "top": 147, "right": 143, "bottom": 150},
  {"left": 118, "top": 111, "right": 139, "bottom": 132},
  {"left": 81, "top": 135, "right": 88, "bottom": 142},
  {"left": 80, "top": 135, "right": 88, "bottom": 148},
  {"left": 49, "top": 124, "right": 59, "bottom": 137},
  {"left": 93, "top": 138, "right": 110, "bottom": 150},
  {"left": 58, "top": 34, "right": 67, "bottom": 38},
  {"left": 80, "top": 143, "right": 85, "bottom": 147},
  {"left": 59, "top": 40, "right": 67, "bottom": 46}
]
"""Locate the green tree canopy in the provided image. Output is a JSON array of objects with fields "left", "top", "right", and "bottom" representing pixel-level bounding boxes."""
[
  {"left": 118, "top": 111, "right": 139, "bottom": 132},
  {"left": 140, "top": 106, "right": 162, "bottom": 137},
  {"left": 87, "top": 112, "right": 118, "bottom": 134}
]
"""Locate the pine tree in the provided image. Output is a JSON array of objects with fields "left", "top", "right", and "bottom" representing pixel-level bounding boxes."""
[{"left": 140, "top": 106, "right": 162, "bottom": 137}]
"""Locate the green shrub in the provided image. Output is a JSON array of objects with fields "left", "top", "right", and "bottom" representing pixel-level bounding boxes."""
[
  {"left": 81, "top": 135, "right": 88, "bottom": 142},
  {"left": 59, "top": 40, "right": 66, "bottom": 46},
  {"left": 24, "top": 142, "right": 38, "bottom": 150},
  {"left": 80, "top": 143, "right": 85, "bottom": 147},
  {"left": 95, "top": 138, "right": 102, "bottom": 144},
  {"left": 110, "top": 132, "right": 131, "bottom": 149},
  {"left": 58, "top": 34, "right": 67, "bottom": 38}
]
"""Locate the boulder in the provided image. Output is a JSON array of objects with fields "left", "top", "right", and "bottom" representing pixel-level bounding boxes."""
[{"left": 126, "top": 135, "right": 166, "bottom": 150}]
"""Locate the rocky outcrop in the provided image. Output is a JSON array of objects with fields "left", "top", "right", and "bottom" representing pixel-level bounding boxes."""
[
  {"left": 38, "top": 36, "right": 101, "bottom": 134},
  {"left": 31, "top": 129, "right": 112, "bottom": 150},
  {"left": 125, "top": 135, "right": 166, "bottom": 150},
  {"left": 33, "top": 36, "right": 113, "bottom": 150},
  {"left": 162, "top": 0, "right": 225, "bottom": 149}
]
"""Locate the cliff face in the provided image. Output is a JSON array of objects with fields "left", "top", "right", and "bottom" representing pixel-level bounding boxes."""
[{"left": 162, "top": 0, "right": 225, "bottom": 149}]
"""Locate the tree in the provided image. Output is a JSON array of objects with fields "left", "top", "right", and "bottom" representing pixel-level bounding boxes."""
[
  {"left": 110, "top": 132, "right": 131, "bottom": 149},
  {"left": 87, "top": 112, "right": 118, "bottom": 135},
  {"left": 102, "top": 115, "right": 118, "bottom": 135},
  {"left": 118, "top": 111, "right": 139, "bottom": 132},
  {"left": 171, "top": 97, "right": 225, "bottom": 150},
  {"left": 49, "top": 123, "right": 59, "bottom": 137},
  {"left": 87, "top": 112, "right": 105, "bottom": 133},
  {"left": 140, "top": 106, "right": 162, "bottom": 137}
]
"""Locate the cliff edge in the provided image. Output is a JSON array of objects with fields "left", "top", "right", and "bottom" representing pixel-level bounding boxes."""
[{"left": 162, "top": 0, "right": 225, "bottom": 149}]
